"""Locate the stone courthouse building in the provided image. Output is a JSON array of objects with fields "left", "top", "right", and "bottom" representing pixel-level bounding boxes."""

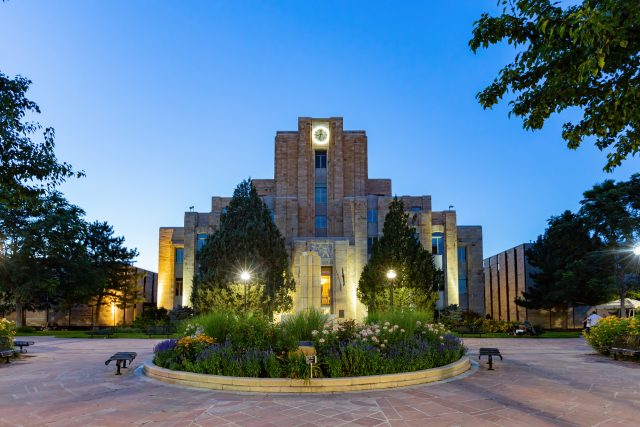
[{"left": 157, "top": 117, "right": 484, "bottom": 320}]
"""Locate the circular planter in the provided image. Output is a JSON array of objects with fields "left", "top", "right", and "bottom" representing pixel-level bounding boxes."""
[{"left": 143, "top": 356, "right": 471, "bottom": 393}]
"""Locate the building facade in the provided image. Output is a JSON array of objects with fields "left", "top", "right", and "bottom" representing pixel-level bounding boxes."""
[
  {"left": 5, "top": 267, "right": 158, "bottom": 327},
  {"left": 484, "top": 244, "right": 588, "bottom": 329},
  {"left": 158, "top": 117, "right": 484, "bottom": 319}
]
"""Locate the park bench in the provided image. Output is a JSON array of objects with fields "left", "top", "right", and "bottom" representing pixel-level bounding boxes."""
[
  {"left": 455, "top": 325, "right": 483, "bottom": 337},
  {"left": 87, "top": 328, "right": 114, "bottom": 338},
  {"left": 609, "top": 335, "right": 640, "bottom": 360},
  {"left": 105, "top": 352, "right": 137, "bottom": 375},
  {"left": 145, "top": 325, "right": 174, "bottom": 338},
  {"left": 13, "top": 340, "right": 35, "bottom": 353},
  {"left": 1, "top": 349, "right": 16, "bottom": 363},
  {"left": 478, "top": 347, "right": 503, "bottom": 370}
]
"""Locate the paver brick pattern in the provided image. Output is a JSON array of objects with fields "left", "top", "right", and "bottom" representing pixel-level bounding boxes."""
[{"left": 0, "top": 337, "right": 638, "bottom": 426}]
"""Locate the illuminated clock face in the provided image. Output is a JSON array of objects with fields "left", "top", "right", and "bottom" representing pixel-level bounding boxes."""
[
  {"left": 312, "top": 125, "right": 330, "bottom": 145},
  {"left": 314, "top": 128, "right": 328, "bottom": 142}
]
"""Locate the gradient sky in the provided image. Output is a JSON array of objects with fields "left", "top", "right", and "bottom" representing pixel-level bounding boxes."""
[{"left": 1, "top": 0, "right": 637, "bottom": 272}]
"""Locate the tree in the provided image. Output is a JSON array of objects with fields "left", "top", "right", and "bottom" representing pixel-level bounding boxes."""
[
  {"left": 0, "top": 72, "right": 82, "bottom": 210},
  {"left": 579, "top": 173, "right": 640, "bottom": 316},
  {"left": 192, "top": 179, "right": 295, "bottom": 316},
  {"left": 470, "top": 0, "right": 640, "bottom": 171},
  {"left": 84, "top": 221, "right": 139, "bottom": 326},
  {"left": 516, "top": 211, "right": 612, "bottom": 327},
  {"left": 357, "top": 198, "right": 437, "bottom": 313}
]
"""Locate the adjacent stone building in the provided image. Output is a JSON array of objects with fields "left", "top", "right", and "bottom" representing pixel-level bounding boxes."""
[
  {"left": 484, "top": 244, "right": 588, "bottom": 328},
  {"left": 158, "top": 117, "right": 484, "bottom": 319}
]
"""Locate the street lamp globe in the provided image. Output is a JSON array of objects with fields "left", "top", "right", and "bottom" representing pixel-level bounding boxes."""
[
  {"left": 386, "top": 269, "right": 397, "bottom": 280},
  {"left": 240, "top": 271, "right": 251, "bottom": 281},
  {"left": 633, "top": 245, "right": 640, "bottom": 256}
]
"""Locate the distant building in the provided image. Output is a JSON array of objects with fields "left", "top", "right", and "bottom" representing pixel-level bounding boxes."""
[
  {"left": 484, "top": 244, "right": 587, "bottom": 329},
  {"left": 158, "top": 117, "right": 485, "bottom": 319},
  {"left": 5, "top": 267, "right": 158, "bottom": 327}
]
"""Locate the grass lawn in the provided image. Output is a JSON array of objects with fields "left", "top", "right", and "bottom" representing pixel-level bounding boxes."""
[
  {"left": 15, "top": 330, "right": 177, "bottom": 339},
  {"left": 456, "top": 331, "right": 583, "bottom": 339}
]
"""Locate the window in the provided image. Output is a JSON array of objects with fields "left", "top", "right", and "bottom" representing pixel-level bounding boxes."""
[
  {"left": 315, "top": 186, "right": 327, "bottom": 203},
  {"left": 367, "top": 236, "right": 378, "bottom": 255},
  {"left": 315, "top": 150, "right": 327, "bottom": 169},
  {"left": 268, "top": 208, "right": 275, "bottom": 222},
  {"left": 458, "top": 278, "right": 467, "bottom": 294},
  {"left": 197, "top": 234, "right": 208, "bottom": 252},
  {"left": 221, "top": 207, "right": 228, "bottom": 214},
  {"left": 410, "top": 206, "right": 422, "bottom": 213},
  {"left": 315, "top": 215, "right": 327, "bottom": 228},
  {"left": 432, "top": 232, "right": 444, "bottom": 255},
  {"left": 175, "top": 248, "right": 184, "bottom": 264},
  {"left": 175, "top": 278, "right": 183, "bottom": 296},
  {"left": 458, "top": 247, "right": 467, "bottom": 262},
  {"left": 367, "top": 209, "right": 378, "bottom": 223},
  {"left": 413, "top": 228, "right": 420, "bottom": 242}
]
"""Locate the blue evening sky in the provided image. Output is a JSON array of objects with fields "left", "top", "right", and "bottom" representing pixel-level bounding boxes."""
[{"left": 1, "top": 1, "right": 636, "bottom": 271}]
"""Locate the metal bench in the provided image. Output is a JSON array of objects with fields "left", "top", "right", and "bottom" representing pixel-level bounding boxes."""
[
  {"left": 478, "top": 347, "right": 503, "bottom": 370},
  {"left": 13, "top": 340, "right": 35, "bottom": 353},
  {"left": 455, "top": 325, "right": 483, "bottom": 337},
  {"left": 105, "top": 352, "right": 137, "bottom": 375},
  {"left": 609, "top": 335, "right": 640, "bottom": 359},
  {"left": 1, "top": 349, "right": 16, "bottom": 363},
  {"left": 87, "top": 328, "right": 114, "bottom": 338}
]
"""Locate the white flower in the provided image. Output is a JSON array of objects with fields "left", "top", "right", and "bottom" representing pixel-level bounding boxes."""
[
  {"left": 371, "top": 336, "right": 379, "bottom": 343},
  {"left": 439, "top": 336, "right": 444, "bottom": 340},
  {"left": 400, "top": 329, "right": 405, "bottom": 333},
  {"left": 311, "top": 330, "right": 319, "bottom": 336},
  {"left": 380, "top": 343, "right": 385, "bottom": 349},
  {"left": 319, "top": 338, "right": 325, "bottom": 343},
  {"left": 384, "top": 321, "right": 390, "bottom": 326},
  {"left": 416, "top": 320, "right": 422, "bottom": 326},
  {"left": 323, "top": 329, "right": 329, "bottom": 335},
  {"left": 383, "top": 326, "right": 388, "bottom": 330}
]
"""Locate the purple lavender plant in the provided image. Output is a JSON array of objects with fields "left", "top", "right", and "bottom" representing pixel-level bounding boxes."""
[{"left": 154, "top": 339, "right": 177, "bottom": 354}]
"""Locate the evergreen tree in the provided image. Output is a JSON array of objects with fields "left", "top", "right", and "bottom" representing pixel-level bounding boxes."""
[
  {"left": 192, "top": 179, "right": 295, "bottom": 316},
  {"left": 357, "top": 198, "right": 437, "bottom": 312},
  {"left": 516, "top": 211, "right": 612, "bottom": 327}
]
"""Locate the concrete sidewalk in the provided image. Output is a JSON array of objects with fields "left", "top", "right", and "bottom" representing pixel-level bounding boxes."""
[{"left": 0, "top": 337, "right": 638, "bottom": 426}]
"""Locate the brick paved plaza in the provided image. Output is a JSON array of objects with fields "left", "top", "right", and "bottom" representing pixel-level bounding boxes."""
[{"left": 0, "top": 337, "right": 638, "bottom": 426}]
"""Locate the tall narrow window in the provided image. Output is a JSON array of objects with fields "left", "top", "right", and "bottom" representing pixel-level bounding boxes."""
[
  {"left": 196, "top": 234, "right": 208, "bottom": 253},
  {"left": 431, "top": 232, "right": 444, "bottom": 255},
  {"left": 315, "top": 186, "right": 327, "bottom": 203},
  {"left": 367, "top": 209, "right": 378, "bottom": 223},
  {"left": 175, "top": 248, "right": 184, "bottom": 264},
  {"left": 175, "top": 278, "right": 183, "bottom": 296},
  {"left": 315, "top": 150, "right": 327, "bottom": 168}
]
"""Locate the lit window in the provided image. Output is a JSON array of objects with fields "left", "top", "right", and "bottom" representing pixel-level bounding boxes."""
[
  {"left": 315, "top": 186, "right": 327, "bottom": 203},
  {"left": 321, "top": 268, "right": 331, "bottom": 305},
  {"left": 315, "top": 151, "right": 327, "bottom": 168},
  {"left": 367, "top": 210, "right": 378, "bottom": 223},
  {"left": 175, "top": 278, "right": 183, "bottom": 296},
  {"left": 175, "top": 248, "right": 184, "bottom": 264}
]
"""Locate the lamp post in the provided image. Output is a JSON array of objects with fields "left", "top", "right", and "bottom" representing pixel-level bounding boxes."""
[
  {"left": 633, "top": 244, "right": 640, "bottom": 256},
  {"left": 387, "top": 269, "right": 397, "bottom": 312},
  {"left": 240, "top": 271, "right": 251, "bottom": 313},
  {"left": 111, "top": 301, "right": 116, "bottom": 329}
]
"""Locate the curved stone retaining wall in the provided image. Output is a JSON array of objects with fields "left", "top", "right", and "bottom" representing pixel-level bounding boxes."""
[{"left": 143, "top": 356, "right": 470, "bottom": 393}]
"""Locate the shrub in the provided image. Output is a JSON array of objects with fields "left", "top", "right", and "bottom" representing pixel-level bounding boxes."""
[
  {"left": 16, "top": 326, "right": 35, "bottom": 333},
  {"left": 133, "top": 306, "right": 169, "bottom": 329},
  {"left": 584, "top": 316, "right": 639, "bottom": 354},
  {"left": 365, "top": 310, "right": 433, "bottom": 336},
  {"left": 280, "top": 309, "right": 328, "bottom": 342}
]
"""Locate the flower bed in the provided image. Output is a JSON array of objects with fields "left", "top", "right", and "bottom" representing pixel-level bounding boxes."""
[
  {"left": 584, "top": 315, "right": 640, "bottom": 355},
  {"left": 152, "top": 311, "right": 466, "bottom": 380}
]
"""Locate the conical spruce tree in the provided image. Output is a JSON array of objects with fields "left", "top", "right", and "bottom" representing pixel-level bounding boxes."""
[
  {"left": 357, "top": 198, "right": 437, "bottom": 313},
  {"left": 191, "top": 179, "right": 295, "bottom": 316}
]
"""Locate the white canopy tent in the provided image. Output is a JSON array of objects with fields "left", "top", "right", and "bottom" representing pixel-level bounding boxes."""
[{"left": 592, "top": 298, "right": 640, "bottom": 317}]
